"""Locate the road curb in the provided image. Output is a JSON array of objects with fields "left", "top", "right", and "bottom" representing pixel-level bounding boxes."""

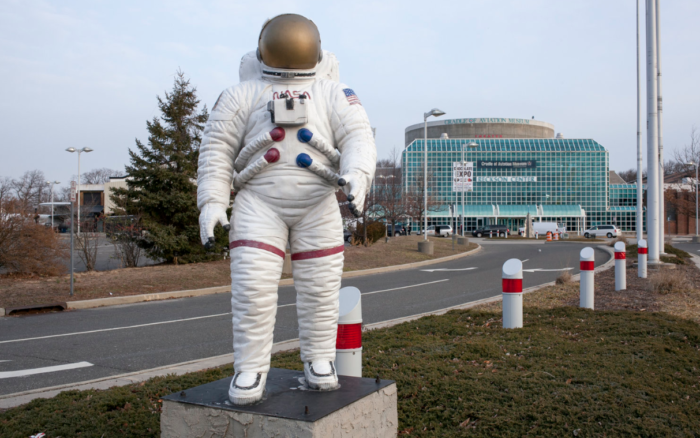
[
  {"left": 0, "top": 245, "right": 609, "bottom": 409},
  {"left": 0, "top": 244, "right": 482, "bottom": 316}
]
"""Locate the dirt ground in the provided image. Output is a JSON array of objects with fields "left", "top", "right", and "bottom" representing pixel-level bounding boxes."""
[
  {"left": 0, "top": 235, "right": 476, "bottom": 308},
  {"left": 479, "top": 250, "right": 700, "bottom": 324}
]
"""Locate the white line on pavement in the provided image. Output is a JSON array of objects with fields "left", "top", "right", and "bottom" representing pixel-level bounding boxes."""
[
  {"left": 0, "top": 313, "right": 232, "bottom": 345},
  {"left": 523, "top": 267, "right": 574, "bottom": 273},
  {"left": 361, "top": 279, "right": 449, "bottom": 296},
  {"left": 0, "top": 362, "right": 93, "bottom": 379},
  {"left": 1, "top": 280, "right": 450, "bottom": 343},
  {"left": 277, "top": 279, "right": 450, "bottom": 307}
]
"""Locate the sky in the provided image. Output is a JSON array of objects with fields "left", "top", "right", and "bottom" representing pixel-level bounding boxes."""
[{"left": 1, "top": 0, "right": 699, "bottom": 186}]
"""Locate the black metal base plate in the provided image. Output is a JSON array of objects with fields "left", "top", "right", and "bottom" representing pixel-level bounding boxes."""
[{"left": 163, "top": 368, "right": 394, "bottom": 422}]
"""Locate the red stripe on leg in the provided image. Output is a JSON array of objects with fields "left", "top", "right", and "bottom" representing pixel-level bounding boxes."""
[
  {"left": 292, "top": 245, "right": 344, "bottom": 261},
  {"left": 229, "top": 240, "right": 285, "bottom": 258}
]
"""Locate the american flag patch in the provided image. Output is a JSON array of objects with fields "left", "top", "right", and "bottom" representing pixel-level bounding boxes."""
[{"left": 343, "top": 88, "right": 361, "bottom": 106}]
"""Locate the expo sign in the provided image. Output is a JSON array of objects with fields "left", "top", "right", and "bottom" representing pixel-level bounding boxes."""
[
  {"left": 453, "top": 162, "right": 473, "bottom": 192},
  {"left": 476, "top": 176, "right": 538, "bottom": 183}
]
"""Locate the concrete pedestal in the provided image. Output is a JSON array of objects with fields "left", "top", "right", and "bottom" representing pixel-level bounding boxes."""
[
  {"left": 417, "top": 241, "right": 434, "bottom": 255},
  {"left": 457, "top": 237, "right": 468, "bottom": 246},
  {"left": 161, "top": 368, "right": 398, "bottom": 438}
]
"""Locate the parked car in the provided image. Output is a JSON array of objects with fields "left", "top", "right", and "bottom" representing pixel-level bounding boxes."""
[
  {"left": 387, "top": 224, "right": 407, "bottom": 236},
  {"left": 472, "top": 224, "right": 510, "bottom": 238},
  {"left": 343, "top": 229, "right": 353, "bottom": 242},
  {"left": 583, "top": 225, "right": 620, "bottom": 238},
  {"left": 518, "top": 222, "right": 566, "bottom": 236},
  {"left": 420, "top": 225, "right": 452, "bottom": 237}
]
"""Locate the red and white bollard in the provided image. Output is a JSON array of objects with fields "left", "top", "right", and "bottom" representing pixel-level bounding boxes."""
[
  {"left": 580, "top": 247, "right": 595, "bottom": 309},
  {"left": 505, "top": 229, "right": 508, "bottom": 239},
  {"left": 336, "top": 286, "right": 362, "bottom": 377},
  {"left": 489, "top": 230, "right": 493, "bottom": 239},
  {"left": 638, "top": 238, "right": 647, "bottom": 278},
  {"left": 614, "top": 241, "right": 626, "bottom": 291},
  {"left": 502, "top": 259, "right": 523, "bottom": 329},
  {"left": 535, "top": 231, "right": 538, "bottom": 240}
]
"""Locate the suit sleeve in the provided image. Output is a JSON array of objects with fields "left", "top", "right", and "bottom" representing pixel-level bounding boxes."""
[
  {"left": 196, "top": 85, "right": 249, "bottom": 210},
  {"left": 329, "top": 84, "right": 377, "bottom": 191}
]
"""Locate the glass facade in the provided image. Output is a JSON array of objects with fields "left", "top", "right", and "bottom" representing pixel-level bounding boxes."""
[{"left": 401, "top": 138, "right": 643, "bottom": 233}]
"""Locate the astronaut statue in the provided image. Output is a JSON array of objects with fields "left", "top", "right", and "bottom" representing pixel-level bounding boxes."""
[{"left": 197, "top": 14, "right": 376, "bottom": 405}]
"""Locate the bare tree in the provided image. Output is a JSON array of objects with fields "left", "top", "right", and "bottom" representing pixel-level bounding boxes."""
[
  {"left": 11, "top": 170, "right": 48, "bottom": 213},
  {"left": 80, "top": 168, "right": 121, "bottom": 184},
  {"left": 0, "top": 177, "right": 14, "bottom": 212},
  {"left": 404, "top": 168, "right": 441, "bottom": 233},
  {"left": 672, "top": 126, "right": 700, "bottom": 167},
  {"left": 373, "top": 147, "right": 407, "bottom": 236}
]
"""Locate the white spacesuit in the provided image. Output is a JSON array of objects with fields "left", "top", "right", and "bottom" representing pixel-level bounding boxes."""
[{"left": 197, "top": 14, "right": 376, "bottom": 405}]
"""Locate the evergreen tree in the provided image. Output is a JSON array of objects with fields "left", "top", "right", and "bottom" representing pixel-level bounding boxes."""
[{"left": 112, "top": 70, "right": 229, "bottom": 263}]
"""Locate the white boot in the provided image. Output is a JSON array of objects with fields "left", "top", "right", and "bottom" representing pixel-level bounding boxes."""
[
  {"left": 304, "top": 360, "right": 339, "bottom": 390},
  {"left": 228, "top": 372, "right": 267, "bottom": 405}
]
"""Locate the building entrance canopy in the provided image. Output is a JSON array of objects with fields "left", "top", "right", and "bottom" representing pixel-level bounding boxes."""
[{"left": 432, "top": 204, "right": 585, "bottom": 218}]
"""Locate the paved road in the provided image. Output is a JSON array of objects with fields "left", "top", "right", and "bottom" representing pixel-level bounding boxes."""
[
  {"left": 0, "top": 241, "right": 609, "bottom": 396},
  {"left": 669, "top": 238, "right": 700, "bottom": 258}
]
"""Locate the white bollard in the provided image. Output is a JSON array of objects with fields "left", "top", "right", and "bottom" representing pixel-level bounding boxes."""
[
  {"left": 489, "top": 230, "right": 493, "bottom": 239},
  {"left": 614, "top": 241, "right": 626, "bottom": 291},
  {"left": 505, "top": 229, "right": 508, "bottom": 239},
  {"left": 502, "top": 259, "right": 523, "bottom": 329},
  {"left": 579, "top": 247, "right": 595, "bottom": 309},
  {"left": 335, "top": 286, "right": 362, "bottom": 377},
  {"left": 638, "top": 238, "right": 647, "bottom": 278},
  {"left": 535, "top": 231, "right": 538, "bottom": 240}
]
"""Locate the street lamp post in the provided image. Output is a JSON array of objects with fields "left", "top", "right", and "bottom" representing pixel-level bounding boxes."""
[
  {"left": 423, "top": 108, "right": 445, "bottom": 240},
  {"left": 465, "top": 142, "right": 479, "bottom": 236},
  {"left": 687, "top": 162, "right": 699, "bottom": 237},
  {"left": 65, "top": 147, "right": 93, "bottom": 233},
  {"left": 45, "top": 181, "right": 61, "bottom": 229}
]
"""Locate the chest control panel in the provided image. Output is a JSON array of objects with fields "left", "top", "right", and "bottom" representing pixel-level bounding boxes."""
[{"left": 267, "top": 93, "right": 308, "bottom": 126}]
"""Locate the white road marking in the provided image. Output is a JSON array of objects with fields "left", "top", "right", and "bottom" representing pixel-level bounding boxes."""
[
  {"left": 278, "top": 279, "right": 450, "bottom": 306},
  {"left": 1, "top": 280, "right": 450, "bottom": 343},
  {"left": 522, "top": 259, "right": 529, "bottom": 263},
  {"left": 421, "top": 267, "right": 477, "bottom": 272},
  {"left": 523, "top": 267, "right": 574, "bottom": 273},
  {"left": 0, "top": 362, "right": 93, "bottom": 379},
  {"left": 361, "top": 279, "right": 449, "bottom": 296},
  {"left": 0, "top": 360, "right": 11, "bottom": 363},
  {"left": 0, "top": 313, "right": 232, "bottom": 345}
]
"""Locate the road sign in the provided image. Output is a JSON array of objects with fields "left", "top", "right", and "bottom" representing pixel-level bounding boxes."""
[{"left": 70, "top": 180, "right": 77, "bottom": 202}]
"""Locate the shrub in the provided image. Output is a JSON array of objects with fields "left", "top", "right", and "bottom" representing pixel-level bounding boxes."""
[
  {"left": 555, "top": 271, "right": 572, "bottom": 285},
  {"left": 0, "top": 207, "right": 68, "bottom": 276},
  {"left": 648, "top": 270, "right": 694, "bottom": 294},
  {"left": 353, "top": 221, "right": 386, "bottom": 245}
]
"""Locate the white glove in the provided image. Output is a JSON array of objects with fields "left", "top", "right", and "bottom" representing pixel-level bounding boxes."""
[
  {"left": 339, "top": 173, "right": 369, "bottom": 218},
  {"left": 199, "top": 203, "right": 230, "bottom": 248}
]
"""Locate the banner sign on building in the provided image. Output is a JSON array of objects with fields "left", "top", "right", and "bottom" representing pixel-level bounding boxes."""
[
  {"left": 476, "top": 176, "right": 537, "bottom": 183},
  {"left": 452, "top": 161, "right": 473, "bottom": 192},
  {"left": 477, "top": 160, "right": 536, "bottom": 169}
]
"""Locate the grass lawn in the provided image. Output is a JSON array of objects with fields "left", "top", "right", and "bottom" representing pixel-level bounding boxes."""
[
  {"left": 0, "top": 236, "right": 477, "bottom": 308},
  {"left": 3, "top": 257, "right": 700, "bottom": 437}
]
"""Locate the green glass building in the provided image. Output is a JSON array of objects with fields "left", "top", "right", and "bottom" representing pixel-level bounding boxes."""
[{"left": 401, "top": 136, "right": 642, "bottom": 233}]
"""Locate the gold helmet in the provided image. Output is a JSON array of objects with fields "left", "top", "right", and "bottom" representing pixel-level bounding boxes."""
[{"left": 257, "top": 14, "right": 322, "bottom": 70}]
